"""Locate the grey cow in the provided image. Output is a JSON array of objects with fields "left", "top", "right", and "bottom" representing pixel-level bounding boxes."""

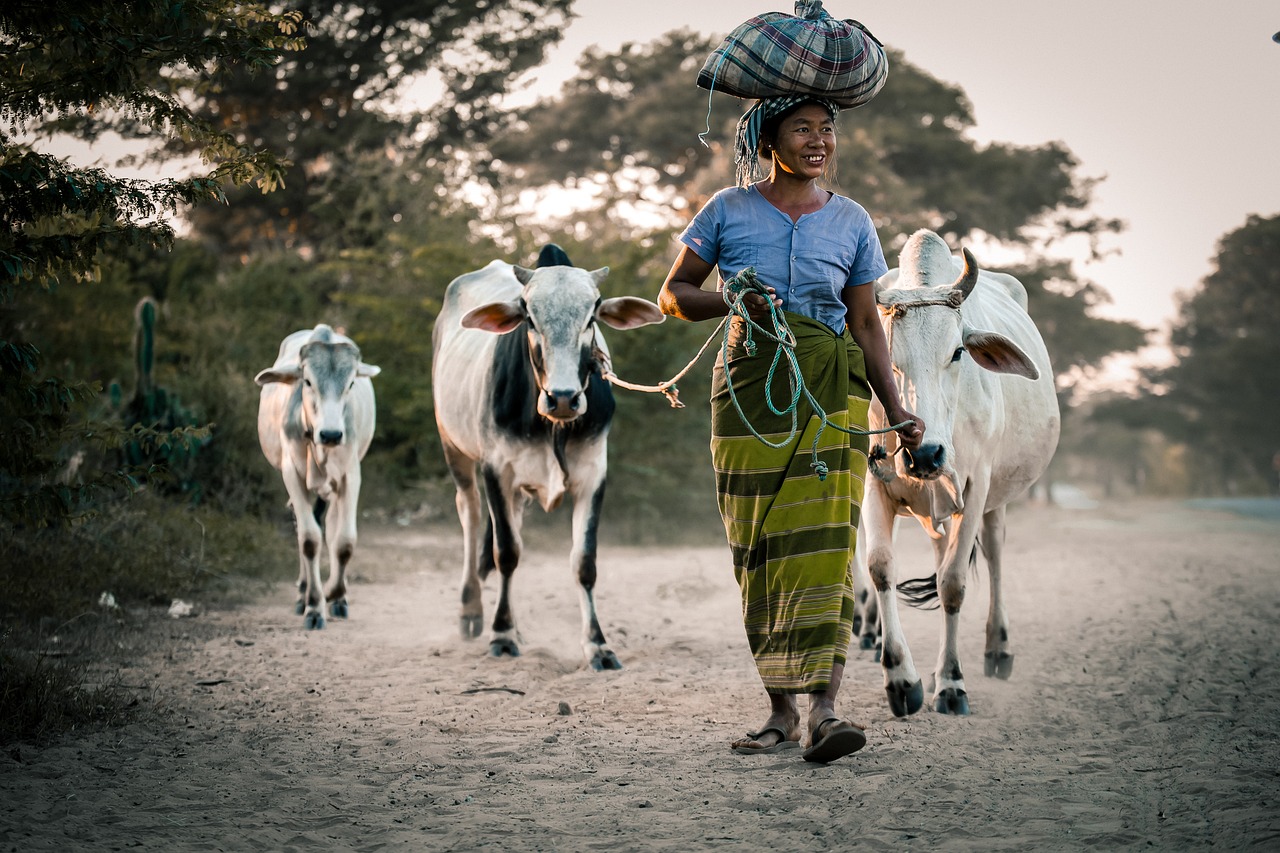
[{"left": 256, "top": 325, "right": 380, "bottom": 629}]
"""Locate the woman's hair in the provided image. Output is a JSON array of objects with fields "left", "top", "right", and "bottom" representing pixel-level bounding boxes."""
[{"left": 756, "top": 98, "right": 840, "bottom": 184}]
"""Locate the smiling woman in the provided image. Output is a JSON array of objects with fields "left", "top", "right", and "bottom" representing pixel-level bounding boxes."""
[{"left": 656, "top": 92, "right": 924, "bottom": 764}]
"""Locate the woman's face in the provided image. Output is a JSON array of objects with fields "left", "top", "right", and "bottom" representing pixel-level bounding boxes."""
[{"left": 769, "top": 104, "right": 837, "bottom": 181}]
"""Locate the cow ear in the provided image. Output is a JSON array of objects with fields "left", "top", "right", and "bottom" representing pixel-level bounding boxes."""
[
  {"left": 597, "top": 296, "right": 665, "bottom": 330},
  {"left": 255, "top": 364, "right": 303, "bottom": 386},
  {"left": 874, "top": 270, "right": 898, "bottom": 302},
  {"left": 357, "top": 362, "right": 381, "bottom": 378},
  {"left": 462, "top": 300, "right": 527, "bottom": 334},
  {"left": 512, "top": 265, "right": 535, "bottom": 286},
  {"left": 588, "top": 267, "right": 610, "bottom": 287},
  {"left": 962, "top": 329, "right": 1040, "bottom": 380}
]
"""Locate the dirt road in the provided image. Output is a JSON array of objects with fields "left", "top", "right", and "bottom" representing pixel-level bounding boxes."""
[{"left": 3, "top": 499, "right": 1279, "bottom": 851}]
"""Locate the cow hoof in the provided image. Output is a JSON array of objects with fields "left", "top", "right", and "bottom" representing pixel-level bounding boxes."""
[
  {"left": 852, "top": 613, "right": 863, "bottom": 636},
  {"left": 934, "top": 688, "right": 970, "bottom": 715},
  {"left": 303, "top": 611, "right": 326, "bottom": 630},
  {"left": 887, "top": 679, "right": 924, "bottom": 717},
  {"left": 590, "top": 650, "right": 622, "bottom": 672},
  {"left": 295, "top": 600, "right": 306, "bottom": 616},
  {"left": 329, "top": 599, "right": 349, "bottom": 619},
  {"left": 460, "top": 615, "right": 484, "bottom": 639},
  {"left": 860, "top": 633, "right": 877, "bottom": 651},
  {"left": 489, "top": 638, "right": 520, "bottom": 658},
  {"left": 984, "top": 651, "right": 1014, "bottom": 679}
]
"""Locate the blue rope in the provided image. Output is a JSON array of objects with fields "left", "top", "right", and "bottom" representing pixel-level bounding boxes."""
[{"left": 720, "top": 267, "right": 908, "bottom": 480}]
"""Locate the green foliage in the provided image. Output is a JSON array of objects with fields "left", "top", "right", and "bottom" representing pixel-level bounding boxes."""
[
  {"left": 0, "top": 646, "right": 131, "bottom": 745},
  {"left": 489, "top": 38, "right": 1123, "bottom": 255},
  {"left": 1, "top": 0, "right": 302, "bottom": 533},
  {"left": 997, "top": 258, "right": 1148, "bottom": 395},
  {"left": 1103, "top": 214, "right": 1280, "bottom": 493},
  {"left": 2, "top": 491, "right": 291, "bottom": 624},
  {"left": 491, "top": 30, "right": 735, "bottom": 192},
  {"left": 181, "top": 0, "right": 575, "bottom": 256},
  {"left": 1, "top": 1, "right": 302, "bottom": 290}
]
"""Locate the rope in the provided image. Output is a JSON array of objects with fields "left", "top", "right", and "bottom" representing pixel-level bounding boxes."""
[{"left": 597, "top": 267, "right": 912, "bottom": 480}]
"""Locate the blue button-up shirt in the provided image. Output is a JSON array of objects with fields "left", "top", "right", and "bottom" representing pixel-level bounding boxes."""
[{"left": 680, "top": 186, "right": 888, "bottom": 334}]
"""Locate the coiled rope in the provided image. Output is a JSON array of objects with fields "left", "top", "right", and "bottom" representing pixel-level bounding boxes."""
[{"left": 595, "top": 267, "right": 911, "bottom": 480}]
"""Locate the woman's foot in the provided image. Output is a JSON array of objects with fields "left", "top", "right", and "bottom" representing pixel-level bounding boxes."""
[
  {"left": 801, "top": 717, "right": 867, "bottom": 763},
  {"left": 731, "top": 712, "right": 802, "bottom": 754}
]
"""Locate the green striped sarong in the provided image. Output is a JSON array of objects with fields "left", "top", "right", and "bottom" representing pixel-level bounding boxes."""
[{"left": 711, "top": 311, "right": 872, "bottom": 694}]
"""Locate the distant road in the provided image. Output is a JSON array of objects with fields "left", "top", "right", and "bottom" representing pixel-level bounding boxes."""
[{"left": 1186, "top": 497, "right": 1280, "bottom": 521}]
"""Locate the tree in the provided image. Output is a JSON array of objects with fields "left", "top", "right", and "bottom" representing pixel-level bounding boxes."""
[
  {"left": 0, "top": 0, "right": 301, "bottom": 526},
  {"left": 1106, "top": 214, "right": 1280, "bottom": 493},
  {"left": 179, "top": 0, "right": 574, "bottom": 256},
  {"left": 490, "top": 38, "right": 1123, "bottom": 255}
]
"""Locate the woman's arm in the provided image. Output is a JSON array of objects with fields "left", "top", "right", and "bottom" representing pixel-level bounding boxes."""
[
  {"left": 658, "top": 246, "right": 780, "bottom": 322},
  {"left": 842, "top": 282, "right": 925, "bottom": 449}
]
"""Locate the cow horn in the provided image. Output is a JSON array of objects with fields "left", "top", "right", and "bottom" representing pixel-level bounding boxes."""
[{"left": 951, "top": 248, "right": 979, "bottom": 302}]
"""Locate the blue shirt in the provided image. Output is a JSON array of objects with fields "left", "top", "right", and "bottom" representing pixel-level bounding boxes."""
[{"left": 679, "top": 186, "right": 888, "bottom": 334}]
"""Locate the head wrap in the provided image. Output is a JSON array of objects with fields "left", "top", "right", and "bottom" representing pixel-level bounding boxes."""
[{"left": 733, "top": 95, "right": 840, "bottom": 188}]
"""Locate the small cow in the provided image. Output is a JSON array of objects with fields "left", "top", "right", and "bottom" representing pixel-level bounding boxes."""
[
  {"left": 256, "top": 325, "right": 380, "bottom": 630},
  {"left": 432, "top": 244, "right": 663, "bottom": 669},
  {"left": 861, "top": 230, "right": 1060, "bottom": 715}
]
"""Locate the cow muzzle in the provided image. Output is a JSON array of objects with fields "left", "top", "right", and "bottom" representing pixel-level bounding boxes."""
[
  {"left": 317, "top": 429, "right": 344, "bottom": 447},
  {"left": 903, "top": 442, "right": 947, "bottom": 480},
  {"left": 539, "top": 389, "right": 585, "bottom": 422}
]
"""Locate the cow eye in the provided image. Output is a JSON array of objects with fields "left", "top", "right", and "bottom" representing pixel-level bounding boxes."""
[{"left": 951, "top": 348, "right": 964, "bottom": 363}]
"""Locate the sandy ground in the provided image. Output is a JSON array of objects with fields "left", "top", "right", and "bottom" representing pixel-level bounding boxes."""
[{"left": 3, "top": 498, "right": 1280, "bottom": 851}]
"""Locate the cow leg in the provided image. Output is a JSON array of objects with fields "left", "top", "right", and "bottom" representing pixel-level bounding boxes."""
[
  {"left": 283, "top": 463, "right": 326, "bottom": 630},
  {"left": 324, "top": 467, "right": 359, "bottom": 620},
  {"left": 851, "top": 530, "right": 881, "bottom": 652},
  {"left": 483, "top": 465, "right": 524, "bottom": 658},
  {"left": 981, "top": 505, "right": 1013, "bottom": 678},
  {"left": 932, "top": 490, "right": 987, "bottom": 715},
  {"left": 443, "top": 440, "right": 485, "bottom": 639},
  {"left": 570, "top": 474, "right": 619, "bottom": 671},
  {"left": 864, "top": 487, "right": 923, "bottom": 716}
]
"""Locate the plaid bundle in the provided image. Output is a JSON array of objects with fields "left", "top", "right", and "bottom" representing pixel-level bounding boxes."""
[{"left": 697, "top": 0, "right": 888, "bottom": 109}]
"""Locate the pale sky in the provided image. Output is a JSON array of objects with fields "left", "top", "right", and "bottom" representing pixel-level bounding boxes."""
[{"left": 529, "top": 0, "right": 1280, "bottom": 336}]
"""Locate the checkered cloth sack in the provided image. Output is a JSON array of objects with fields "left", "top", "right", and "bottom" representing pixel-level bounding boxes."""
[{"left": 696, "top": 0, "right": 888, "bottom": 109}]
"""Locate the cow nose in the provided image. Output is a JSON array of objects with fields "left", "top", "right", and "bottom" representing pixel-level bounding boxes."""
[
  {"left": 905, "top": 443, "right": 945, "bottom": 478},
  {"left": 543, "top": 390, "right": 582, "bottom": 420},
  {"left": 317, "top": 429, "right": 343, "bottom": 446}
]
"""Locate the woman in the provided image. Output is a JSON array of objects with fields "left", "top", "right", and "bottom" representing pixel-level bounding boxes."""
[{"left": 657, "top": 95, "right": 924, "bottom": 763}]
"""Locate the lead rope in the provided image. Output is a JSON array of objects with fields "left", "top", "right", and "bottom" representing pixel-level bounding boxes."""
[{"left": 596, "top": 267, "right": 912, "bottom": 480}]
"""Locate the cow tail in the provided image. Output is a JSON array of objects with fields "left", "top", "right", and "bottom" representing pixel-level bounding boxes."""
[{"left": 896, "top": 575, "right": 940, "bottom": 610}]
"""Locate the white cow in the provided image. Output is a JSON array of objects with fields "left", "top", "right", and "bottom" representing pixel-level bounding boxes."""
[
  {"left": 432, "top": 244, "right": 663, "bottom": 670},
  {"left": 861, "top": 229, "right": 1060, "bottom": 715},
  {"left": 256, "top": 325, "right": 380, "bottom": 629}
]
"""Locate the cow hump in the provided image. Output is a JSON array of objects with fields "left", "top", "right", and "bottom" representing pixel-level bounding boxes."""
[
  {"left": 537, "top": 243, "right": 572, "bottom": 269},
  {"left": 899, "top": 230, "right": 957, "bottom": 287}
]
